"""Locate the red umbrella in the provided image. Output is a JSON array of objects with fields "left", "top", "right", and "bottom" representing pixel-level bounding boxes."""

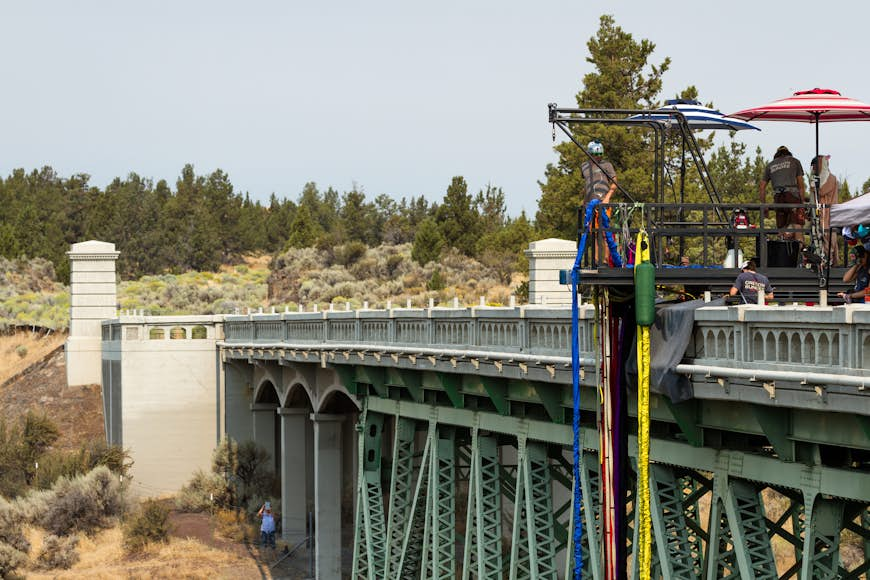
[
  {"left": 732, "top": 88, "right": 870, "bottom": 277},
  {"left": 731, "top": 88, "right": 870, "bottom": 194}
]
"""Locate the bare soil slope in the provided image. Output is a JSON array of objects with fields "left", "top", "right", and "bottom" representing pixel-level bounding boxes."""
[{"left": 0, "top": 332, "right": 103, "bottom": 450}]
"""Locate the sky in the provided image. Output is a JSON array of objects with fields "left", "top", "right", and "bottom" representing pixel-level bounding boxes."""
[{"left": 2, "top": 1, "right": 870, "bottom": 217}]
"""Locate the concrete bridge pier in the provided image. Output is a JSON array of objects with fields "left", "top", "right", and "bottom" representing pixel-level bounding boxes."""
[
  {"left": 312, "top": 413, "right": 345, "bottom": 580},
  {"left": 250, "top": 403, "right": 279, "bottom": 471},
  {"left": 278, "top": 408, "right": 309, "bottom": 544}
]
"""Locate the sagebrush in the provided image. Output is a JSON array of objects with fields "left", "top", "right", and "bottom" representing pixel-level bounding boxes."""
[
  {"left": 123, "top": 499, "right": 171, "bottom": 553},
  {"left": 36, "top": 534, "right": 80, "bottom": 570}
]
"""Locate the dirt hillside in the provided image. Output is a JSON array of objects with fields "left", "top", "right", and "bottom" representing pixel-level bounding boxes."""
[{"left": 0, "top": 332, "right": 103, "bottom": 450}]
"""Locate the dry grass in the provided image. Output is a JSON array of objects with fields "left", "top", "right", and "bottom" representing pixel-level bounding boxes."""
[
  {"left": 25, "top": 525, "right": 264, "bottom": 579},
  {"left": 0, "top": 330, "right": 66, "bottom": 386}
]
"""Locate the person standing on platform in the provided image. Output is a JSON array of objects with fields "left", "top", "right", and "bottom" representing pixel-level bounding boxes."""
[
  {"left": 811, "top": 154, "right": 840, "bottom": 266},
  {"left": 759, "top": 145, "right": 806, "bottom": 241},
  {"left": 581, "top": 140, "right": 618, "bottom": 264},
  {"left": 729, "top": 259, "right": 774, "bottom": 304}
]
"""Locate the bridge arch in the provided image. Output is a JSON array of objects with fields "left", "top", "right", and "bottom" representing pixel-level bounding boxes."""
[
  {"left": 316, "top": 384, "right": 361, "bottom": 414},
  {"left": 283, "top": 381, "right": 314, "bottom": 409}
]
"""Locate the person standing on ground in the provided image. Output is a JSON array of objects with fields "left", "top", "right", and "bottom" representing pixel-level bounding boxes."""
[
  {"left": 838, "top": 246, "right": 869, "bottom": 303},
  {"left": 759, "top": 145, "right": 806, "bottom": 241},
  {"left": 258, "top": 502, "right": 277, "bottom": 549},
  {"left": 729, "top": 259, "right": 774, "bottom": 304}
]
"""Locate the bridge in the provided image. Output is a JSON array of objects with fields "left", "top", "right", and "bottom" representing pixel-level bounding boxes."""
[
  {"left": 208, "top": 302, "right": 867, "bottom": 579},
  {"left": 85, "top": 240, "right": 870, "bottom": 578}
]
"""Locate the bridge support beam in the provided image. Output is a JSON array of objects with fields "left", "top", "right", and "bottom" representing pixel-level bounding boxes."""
[
  {"left": 801, "top": 493, "right": 845, "bottom": 580},
  {"left": 461, "top": 428, "right": 502, "bottom": 579},
  {"left": 352, "top": 412, "right": 386, "bottom": 580},
  {"left": 509, "top": 437, "right": 557, "bottom": 580},
  {"left": 278, "top": 408, "right": 309, "bottom": 544},
  {"left": 313, "top": 413, "right": 345, "bottom": 580}
]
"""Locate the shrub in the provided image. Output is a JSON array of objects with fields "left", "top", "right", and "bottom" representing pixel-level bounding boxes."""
[
  {"left": 0, "top": 412, "right": 60, "bottom": 497},
  {"left": 41, "top": 466, "right": 124, "bottom": 536},
  {"left": 36, "top": 534, "right": 80, "bottom": 569},
  {"left": 32, "top": 440, "right": 133, "bottom": 490},
  {"left": 0, "top": 498, "right": 29, "bottom": 554},
  {"left": 209, "top": 438, "right": 276, "bottom": 511},
  {"left": 0, "top": 543, "right": 28, "bottom": 578},
  {"left": 334, "top": 242, "right": 368, "bottom": 267},
  {"left": 427, "top": 269, "right": 445, "bottom": 291},
  {"left": 175, "top": 470, "right": 232, "bottom": 513},
  {"left": 123, "top": 500, "right": 170, "bottom": 553},
  {"left": 14, "top": 344, "right": 27, "bottom": 358},
  {"left": 213, "top": 508, "right": 255, "bottom": 542}
]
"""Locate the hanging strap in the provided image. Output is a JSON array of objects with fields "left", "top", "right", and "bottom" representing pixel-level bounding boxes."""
[{"left": 634, "top": 229, "right": 652, "bottom": 580}]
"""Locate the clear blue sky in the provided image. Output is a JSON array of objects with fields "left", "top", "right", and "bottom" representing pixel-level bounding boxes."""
[{"left": 2, "top": 1, "right": 869, "bottom": 217}]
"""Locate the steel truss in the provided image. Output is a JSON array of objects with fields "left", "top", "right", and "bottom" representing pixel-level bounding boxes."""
[{"left": 353, "top": 403, "right": 869, "bottom": 579}]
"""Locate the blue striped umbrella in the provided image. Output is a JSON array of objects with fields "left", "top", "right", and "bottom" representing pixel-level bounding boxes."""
[{"left": 631, "top": 99, "right": 760, "bottom": 131}]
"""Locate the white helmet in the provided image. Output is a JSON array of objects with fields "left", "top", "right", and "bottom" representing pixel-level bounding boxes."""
[{"left": 587, "top": 140, "right": 604, "bottom": 156}]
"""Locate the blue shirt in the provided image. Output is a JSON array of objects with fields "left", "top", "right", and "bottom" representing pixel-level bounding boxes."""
[
  {"left": 853, "top": 266, "right": 869, "bottom": 292},
  {"left": 261, "top": 513, "right": 276, "bottom": 533}
]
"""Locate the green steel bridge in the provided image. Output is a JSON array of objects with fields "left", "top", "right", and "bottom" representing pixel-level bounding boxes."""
[{"left": 220, "top": 303, "right": 870, "bottom": 579}]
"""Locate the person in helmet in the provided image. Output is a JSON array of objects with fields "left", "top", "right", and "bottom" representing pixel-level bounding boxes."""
[
  {"left": 580, "top": 140, "right": 618, "bottom": 205},
  {"left": 759, "top": 145, "right": 806, "bottom": 241}
]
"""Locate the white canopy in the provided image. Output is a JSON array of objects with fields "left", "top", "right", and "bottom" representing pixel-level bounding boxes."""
[{"left": 830, "top": 192, "right": 870, "bottom": 227}]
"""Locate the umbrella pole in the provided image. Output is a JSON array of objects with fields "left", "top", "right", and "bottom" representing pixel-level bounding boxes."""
[{"left": 813, "top": 114, "right": 821, "bottom": 205}]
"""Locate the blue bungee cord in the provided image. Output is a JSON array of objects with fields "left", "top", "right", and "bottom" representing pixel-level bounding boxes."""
[{"left": 572, "top": 200, "right": 623, "bottom": 579}]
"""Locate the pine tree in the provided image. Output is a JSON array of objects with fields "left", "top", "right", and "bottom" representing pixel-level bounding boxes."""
[
  {"left": 537, "top": 15, "right": 671, "bottom": 238},
  {"left": 287, "top": 204, "right": 319, "bottom": 249},
  {"left": 436, "top": 176, "right": 480, "bottom": 256},
  {"left": 412, "top": 218, "right": 445, "bottom": 265}
]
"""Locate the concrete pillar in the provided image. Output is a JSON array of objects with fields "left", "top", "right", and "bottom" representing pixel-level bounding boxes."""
[
  {"left": 524, "top": 238, "right": 577, "bottom": 306},
  {"left": 251, "top": 403, "right": 277, "bottom": 466},
  {"left": 312, "top": 413, "right": 344, "bottom": 580},
  {"left": 66, "top": 240, "right": 119, "bottom": 387},
  {"left": 224, "top": 364, "right": 253, "bottom": 444},
  {"left": 278, "top": 408, "right": 309, "bottom": 544}
]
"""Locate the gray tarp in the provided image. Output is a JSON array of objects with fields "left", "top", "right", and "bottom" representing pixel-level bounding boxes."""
[
  {"left": 831, "top": 192, "right": 870, "bottom": 227},
  {"left": 626, "top": 298, "right": 723, "bottom": 402}
]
